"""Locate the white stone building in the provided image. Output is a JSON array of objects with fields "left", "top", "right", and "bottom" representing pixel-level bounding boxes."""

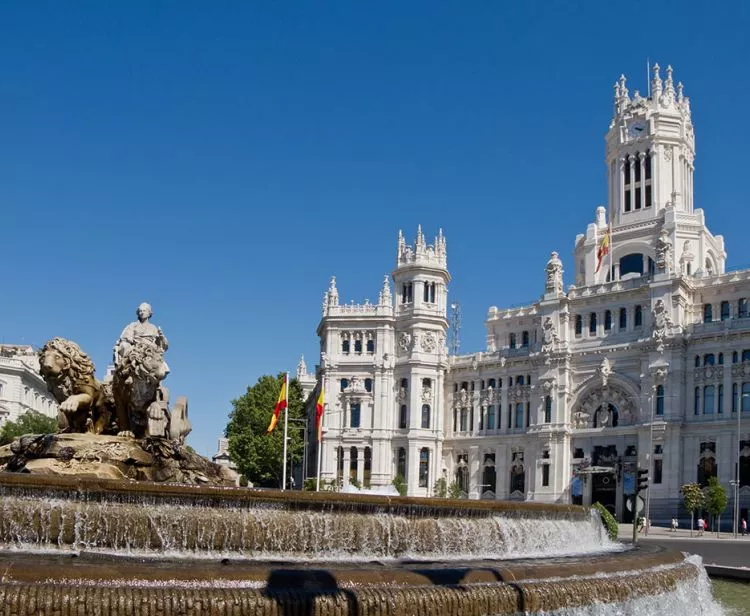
[
  {"left": 0, "top": 345, "right": 58, "bottom": 426},
  {"left": 308, "top": 64, "right": 750, "bottom": 526}
]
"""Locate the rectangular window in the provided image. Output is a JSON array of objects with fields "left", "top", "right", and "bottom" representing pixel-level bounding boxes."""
[
  {"left": 721, "top": 301, "right": 730, "bottom": 321},
  {"left": 487, "top": 405, "right": 495, "bottom": 430},
  {"left": 479, "top": 407, "right": 484, "bottom": 431},
  {"left": 399, "top": 405, "right": 408, "bottom": 429},
  {"left": 418, "top": 449, "right": 429, "bottom": 488},
  {"left": 718, "top": 385, "right": 724, "bottom": 415},
  {"left": 542, "top": 464, "right": 550, "bottom": 487},
  {"left": 654, "top": 459, "right": 663, "bottom": 484},
  {"left": 509, "top": 333, "right": 516, "bottom": 349},
  {"left": 635, "top": 187, "right": 642, "bottom": 209},
  {"left": 366, "top": 339, "right": 375, "bottom": 353},
  {"left": 624, "top": 190, "right": 632, "bottom": 212},
  {"left": 743, "top": 383, "right": 750, "bottom": 413},
  {"left": 739, "top": 298, "right": 749, "bottom": 319},
  {"left": 704, "top": 386, "right": 715, "bottom": 415},
  {"left": 514, "top": 403, "right": 524, "bottom": 429},
  {"left": 350, "top": 403, "right": 361, "bottom": 428},
  {"left": 619, "top": 308, "right": 627, "bottom": 330},
  {"left": 634, "top": 158, "right": 641, "bottom": 182},
  {"left": 340, "top": 378, "right": 349, "bottom": 392},
  {"left": 645, "top": 185, "right": 652, "bottom": 207}
]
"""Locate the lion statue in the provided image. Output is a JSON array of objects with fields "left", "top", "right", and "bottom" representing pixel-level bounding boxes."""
[
  {"left": 112, "top": 341, "right": 169, "bottom": 438},
  {"left": 38, "top": 338, "right": 112, "bottom": 434}
]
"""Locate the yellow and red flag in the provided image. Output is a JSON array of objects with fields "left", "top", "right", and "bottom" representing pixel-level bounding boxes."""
[
  {"left": 315, "top": 385, "right": 325, "bottom": 441},
  {"left": 266, "top": 374, "right": 288, "bottom": 433},
  {"left": 595, "top": 227, "right": 610, "bottom": 273}
]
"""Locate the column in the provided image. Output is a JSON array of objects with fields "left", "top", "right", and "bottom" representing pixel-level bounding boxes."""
[
  {"left": 629, "top": 156, "right": 636, "bottom": 210},
  {"left": 639, "top": 152, "right": 646, "bottom": 210},
  {"left": 357, "top": 452, "right": 365, "bottom": 485},
  {"left": 651, "top": 146, "right": 659, "bottom": 208},
  {"left": 619, "top": 157, "right": 626, "bottom": 213},
  {"left": 469, "top": 445, "right": 480, "bottom": 499},
  {"left": 408, "top": 442, "right": 419, "bottom": 495},
  {"left": 496, "top": 444, "right": 508, "bottom": 499},
  {"left": 500, "top": 385, "right": 508, "bottom": 433}
]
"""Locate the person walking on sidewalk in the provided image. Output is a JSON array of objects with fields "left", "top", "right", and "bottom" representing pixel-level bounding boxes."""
[{"left": 742, "top": 518, "right": 747, "bottom": 536}]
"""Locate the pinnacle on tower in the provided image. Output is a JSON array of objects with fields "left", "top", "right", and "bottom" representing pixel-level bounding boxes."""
[
  {"left": 677, "top": 82, "right": 684, "bottom": 103},
  {"left": 415, "top": 225, "right": 425, "bottom": 252},
  {"left": 663, "top": 65, "right": 675, "bottom": 102},
  {"left": 326, "top": 276, "right": 339, "bottom": 306},
  {"left": 651, "top": 63, "right": 662, "bottom": 98},
  {"left": 618, "top": 74, "right": 629, "bottom": 99},
  {"left": 378, "top": 275, "right": 392, "bottom": 306},
  {"left": 296, "top": 355, "right": 308, "bottom": 379}
]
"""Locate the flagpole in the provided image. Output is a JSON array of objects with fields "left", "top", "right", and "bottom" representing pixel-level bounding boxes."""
[
  {"left": 316, "top": 382, "right": 325, "bottom": 492},
  {"left": 282, "top": 372, "right": 289, "bottom": 491}
]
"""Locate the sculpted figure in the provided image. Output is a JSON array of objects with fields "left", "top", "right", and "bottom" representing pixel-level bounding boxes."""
[
  {"left": 38, "top": 338, "right": 111, "bottom": 434},
  {"left": 112, "top": 341, "right": 169, "bottom": 437},
  {"left": 114, "top": 303, "right": 169, "bottom": 371}
]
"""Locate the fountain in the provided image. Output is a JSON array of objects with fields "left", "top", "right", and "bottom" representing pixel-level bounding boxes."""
[{"left": 0, "top": 305, "right": 725, "bottom": 614}]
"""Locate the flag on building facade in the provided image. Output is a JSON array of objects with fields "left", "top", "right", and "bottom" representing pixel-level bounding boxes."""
[
  {"left": 266, "top": 374, "right": 288, "bottom": 433},
  {"left": 595, "top": 227, "right": 611, "bottom": 273},
  {"left": 315, "top": 384, "right": 325, "bottom": 441}
]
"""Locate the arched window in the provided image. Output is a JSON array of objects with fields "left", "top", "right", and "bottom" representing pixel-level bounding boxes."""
[
  {"left": 656, "top": 385, "right": 664, "bottom": 416},
  {"left": 418, "top": 448, "right": 430, "bottom": 487},
  {"left": 421, "top": 404, "right": 431, "bottom": 429},
  {"left": 487, "top": 405, "right": 496, "bottom": 430},
  {"left": 743, "top": 350, "right": 750, "bottom": 362},
  {"left": 399, "top": 405, "right": 408, "bottom": 429},
  {"left": 460, "top": 408, "right": 468, "bottom": 432},
  {"left": 719, "top": 353, "right": 724, "bottom": 365},
  {"left": 703, "top": 304, "right": 713, "bottom": 323},
  {"left": 397, "top": 447, "right": 407, "bottom": 480},
  {"left": 721, "top": 301, "right": 731, "bottom": 321},
  {"left": 624, "top": 154, "right": 631, "bottom": 185},
  {"left": 589, "top": 313, "right": 597, "bottom": 336},
  {"left": 704, "top": 354, "right": 715, "bottom": 366},
  {"left": 619, "top": 307, "right": 627, "bottom": 330},
  {"left": 350, "top": 403, "right": 361, "bottom": 428},
  {"left": 521, "top": 331, "right": 529, "bottom": 347},
  {"left": 620, "top": 253, "right": 645, "bottom": 277},
  {"left": 544, "top": 396, "right": 552, "bottom": 423},
  {"left": 350, "top": 447, "right": 358, "bottom": 483},
  {"left": 516, "top": 375, "right": 524, "bottom": 386},
  {"left": 342, "top": 334, "right": 350, "bottom": 354},
  {"left": 645, "top": 148, "right": 652, "bottom": 180},
  {"left": 482, "top": 463, "right": 497, "bottom": 497},
  {"left": 634, "top": 305, "right": 643, "bottom": 327},
  {"left": 575, "top": 315, "right": 582, "bottom": 336},
  {"left": 364, "top": 378, "right": 373, "bottom": 392},
  {"left": 337, "top": 446, "right": 344, "bottom": 483},
  {"left": 694, "top": 355, "right": 700, "bottom": 368},
  {"left": 734, "top": 351, "right": 739, "bottom": 364},
  {"left": 509, "top": 333, "right": 517, "bottom": 349},
  {"left": 364, "top": 448, "right": 372, "bottom": 488},
  {"left": 366, "top": 338, "right": 375, "bottom": 353},
  {"left": 354, "top": 338, "right": 363, "bottom": 353},
  {"left": 456, "top": 463, "right": 469, "bottom": 495},
  {"left": 488, "top": 378, "right": 496, "bottom": 388},
  {"left": 634, "top": 151, "right": 641, "bottom": 183},
  {"left": 604, "top": 310, "right": 612, "bottom": 331},
  {"left": 703, "top": 386, "right": 715, "bottom": 415},
  {"left": 340, "top": 378, "right": 349, "bottom": 392},
  {"left": 514, "top": 403, "right": 524, "bottom": 429}
]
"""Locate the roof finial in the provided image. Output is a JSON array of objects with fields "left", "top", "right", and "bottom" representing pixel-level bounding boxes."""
[
  {"left": 296, "top": 355, "right": 308, "bottom": 379},
  {"left": 677, "top": 81, "right": 684, "bottom": 103},
  {"left": 327, "top": 276, "right": 339, "bottom": 306},
  {"left": 651, "top": 62, "right": 662, "bottom": 98},
  {"left": 415, "top": 224, "right": 425, "bottom": 251},
  {"left": 619, "top": 74, "right": 629, "bottom": 99},
  {"left": 378, "top": 275, "right": 392, "bottom": 306},
  {"left": 662, "top": 65, "right": 675, "bottom": 104}
]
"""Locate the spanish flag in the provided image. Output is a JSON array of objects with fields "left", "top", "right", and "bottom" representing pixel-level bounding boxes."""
[
  {"left": 595, "top": 227, "right": 610, "bottom": 273},
  {"left": 315, "top": 385, "right": 325, "bottom": 441},
  {"left": 266, "top": 374, "right": 288, "bottom": 433}
]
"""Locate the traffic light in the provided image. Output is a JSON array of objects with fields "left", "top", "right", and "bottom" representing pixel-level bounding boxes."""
[{"left": 637, "top": 469, "right": 649, "bottom": 493}]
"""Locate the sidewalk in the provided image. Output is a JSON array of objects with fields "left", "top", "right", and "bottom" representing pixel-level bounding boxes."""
[{"left": 617, "top": 523, "right": 750, "bottom": 542}]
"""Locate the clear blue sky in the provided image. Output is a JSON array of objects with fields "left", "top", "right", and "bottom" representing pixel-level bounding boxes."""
[{"left": 2, "top": 2, "right": 748, "bottom": 456}]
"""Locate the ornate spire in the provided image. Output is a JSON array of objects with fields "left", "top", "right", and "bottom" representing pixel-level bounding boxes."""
[
  {"left": 651, "top": 63, "right": 662, "bottom": 99},
  {"left": 661, "top": 65, "right": 675, "bottom": 105},
  {"left": 296, "top": 355, "right": 308, "bottom": 379},
  {"left": 378, "top": 275, "right": 392, "bottom": 306},
  {"left": 677, "top": 81, "right": 684, "bottom": 103},
  {"left": 326, "top": 276, "right": 339, "bottom": 306},
  {"left": 618, "top": 74, "right": 629, "bottom": 100},
  {"left": 415, "top": 224, "right": 425, "bottom": 252}
]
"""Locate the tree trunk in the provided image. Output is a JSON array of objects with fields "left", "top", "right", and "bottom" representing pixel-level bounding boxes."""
[{"left": 691, "top": 512, "right": 694, "bottom": 537}]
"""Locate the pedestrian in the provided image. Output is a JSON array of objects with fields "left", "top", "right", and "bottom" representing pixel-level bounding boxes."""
[
  {"left": 698, "top": 517, "right": 704, "bottom": 536},
  {"left": 671, "top": 517, "right": 678, "bottom": 533},
  {"left": 742, "top": 518, "right": 747, "bottom": 536}
]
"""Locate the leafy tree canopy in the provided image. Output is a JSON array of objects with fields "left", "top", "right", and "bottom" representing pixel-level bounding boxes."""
[
  {"left": 680, "top": 482, "right": 705, "bottom": 513},
  {"left": 0, "top": 411, "right": 58, "bottom": 445},
  {"left": 225, "top": 373, "right": 306, "bottom": 488},
  {"left": 705, "top": 476, "right": 729, "bottom": 518}
]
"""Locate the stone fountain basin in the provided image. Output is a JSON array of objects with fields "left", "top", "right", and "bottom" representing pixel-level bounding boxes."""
[{"left": 0, "top": 474, "right": 702, "bottom": 615}]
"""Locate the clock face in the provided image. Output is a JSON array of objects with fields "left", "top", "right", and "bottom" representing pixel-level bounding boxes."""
[{"left": 628, "top": 121, "right": 646, "bottom": 139}]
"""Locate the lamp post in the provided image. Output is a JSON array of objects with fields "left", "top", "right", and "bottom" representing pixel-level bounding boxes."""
[
  {"left": 644, "top": 385, "right": 655, "bottom": 536},
  {"left": 734, "top": 391, "right": 746, "bottom": 538},
  {"left": 287, "top": 417, "right": 308, "bottom": 489}
]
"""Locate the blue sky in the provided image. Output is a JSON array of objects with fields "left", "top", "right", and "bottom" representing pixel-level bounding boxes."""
[{"left": 1, "top": 2, "right": 748, "bottom": 456}]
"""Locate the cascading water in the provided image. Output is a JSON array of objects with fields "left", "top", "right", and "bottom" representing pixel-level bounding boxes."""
[{"left": 0, "top": 476, "right": 726, "bottom": 615}]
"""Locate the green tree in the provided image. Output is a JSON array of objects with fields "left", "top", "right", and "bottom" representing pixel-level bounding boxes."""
[
  {"left": 447, "top": 481, "right": 463, "bottom": 499},
  {"left": 433, "top": 476, "right": 447, "bottom": 498},
  {"left": 225, "top": 374, "right": 306, "bottom": 489},
  {"left": 592, "top": 502, "right": 618, "bottom": 541},
  {"left": 681, "top": 482, "right": 706, "bottom": 536},
  {"left": 0, "top": 411, "right": 58, "bottom": 445},
  {"left": 705, "top": 476, "right": 729, "bottom": 536},
  {"left": 392, "top": 473, "right": 407, "bottom": 496}
]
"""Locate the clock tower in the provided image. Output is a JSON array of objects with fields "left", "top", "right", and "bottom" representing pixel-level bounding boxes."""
[
  {"left": 606, "top": 64, "right": 695, "bottom": 224},
  {"left": 574, "top": 64, "right": 725, "bottom": 285}
]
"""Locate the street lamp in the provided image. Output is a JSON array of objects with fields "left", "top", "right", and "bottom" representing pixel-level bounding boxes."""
[
  {"left": 734, "top": 391, "right": 748, "bottom": 538},
  {"left": 287, "top": 417, "right": 308, "bottom": 489}
]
